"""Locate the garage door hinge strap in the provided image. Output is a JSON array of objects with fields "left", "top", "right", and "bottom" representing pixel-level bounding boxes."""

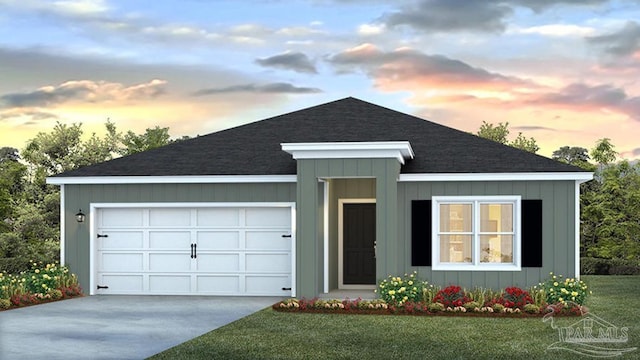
[{"left": 97, "top": 285, "right": 109, "bottom": 290}]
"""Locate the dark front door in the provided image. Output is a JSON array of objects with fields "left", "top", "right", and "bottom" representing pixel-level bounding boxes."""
[{"left": 343, "top": 203, "right": 376, "bottom": 285}]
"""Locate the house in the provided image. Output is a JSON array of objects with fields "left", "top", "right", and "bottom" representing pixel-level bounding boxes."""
[{"left": 47, "top": 97, "right": 592, "bottom": 298}]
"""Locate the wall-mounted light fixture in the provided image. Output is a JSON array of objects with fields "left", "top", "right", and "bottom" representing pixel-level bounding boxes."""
[{"left": 75, "top": 209, "right": 86, "bottom": 223}]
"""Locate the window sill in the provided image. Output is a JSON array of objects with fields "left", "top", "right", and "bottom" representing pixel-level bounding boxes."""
[{"left": 432, "top": 264, "right": 521, "bottom": 272}]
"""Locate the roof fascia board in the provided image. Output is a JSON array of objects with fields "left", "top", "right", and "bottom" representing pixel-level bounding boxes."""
[
  {"left": 281, "top": 141, "right": 414, "bottom": 165},
  {"left": 46, "top": 175, "right": 298, "bottom": 185},
  {"left": 398, "top": 172, "right": 593, "bottom": 182}
]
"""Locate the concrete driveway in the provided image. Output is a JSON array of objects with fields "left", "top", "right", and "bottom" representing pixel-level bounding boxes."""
[{"left": 0, "top": 295, "right": 281, "bottom": 360}]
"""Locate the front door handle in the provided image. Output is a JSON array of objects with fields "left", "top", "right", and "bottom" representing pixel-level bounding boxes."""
[
  {"left": 193, "top": 243, "right": 197, "bottom": 259},
  {"left": 190, "top": 244, "right": 194, "bottom": 259}
]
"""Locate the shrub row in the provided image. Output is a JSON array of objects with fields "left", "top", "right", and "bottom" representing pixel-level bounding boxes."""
[{"left": 580, "top": 257, "right": 640, "bottom": 275}]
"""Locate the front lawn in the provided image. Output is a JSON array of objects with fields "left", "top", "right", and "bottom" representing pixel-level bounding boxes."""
[{"left": 149, "top": 276, "right": 639, "bottom": 360}]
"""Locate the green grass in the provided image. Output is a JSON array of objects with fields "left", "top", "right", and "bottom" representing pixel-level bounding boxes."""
[{"left": 149, "top": 276, "right": 640, "bottom": 360}]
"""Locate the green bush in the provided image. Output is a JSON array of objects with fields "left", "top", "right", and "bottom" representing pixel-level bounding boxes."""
[
  {"left": 523, "top": 304, "right": 540, "bottom": 314},
  {"left": 427, "top": 302, "right": 445, "bottom": 313},
  {"left": 538, "top": 272, "right": 589, "bottom": 306},
  {"left": 463, "top": 301, "right": 481, "bottom": 311},
  {"left": 376, "top": 272, "right": 427, "bottom": 306}
]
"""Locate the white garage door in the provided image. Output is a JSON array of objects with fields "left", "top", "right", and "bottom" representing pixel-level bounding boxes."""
[{"left": 94, "top": 205, "right": 293, "bottom": 296}]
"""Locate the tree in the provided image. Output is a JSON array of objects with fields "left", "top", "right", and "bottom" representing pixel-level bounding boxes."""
[
  {"left": 0, "top": 148, "right": 27, "bottom": 232},
  {"left": 477, "top": 121, "right": 509, "bottom": 144},
  {"left": 511, "top": 132, "right": 540, "bottom": 153},
  {"left": 119, "top": 126, "right": 172, "bottom": 156},
  {"left": 552, "top": 146, "right": 594, "bottom": 170},
  {"left": 581, "top": 160, "right": 640, "bottom": 260},
  {"left": 591, "top": 138, "right": 617, "bottom": 167},
  {"left": 476, "top": 121, "right": 539, "bottom": 153}
]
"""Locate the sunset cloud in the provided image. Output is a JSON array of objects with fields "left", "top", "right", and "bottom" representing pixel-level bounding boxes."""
[
  {"left": 192, "top": 83, "right": 322, "bottom": 96},
  {"left": 587, "top": 21, "right": 640, "bottom": 57},
  {"left": 329, "top": 44, "right": 534, "bottom": 91},
  {"left": 255, "top": 52, "right": 317, "bottom": 74},
  {"left": 0, "top": 79, "right": 167, "bottom": 108}
]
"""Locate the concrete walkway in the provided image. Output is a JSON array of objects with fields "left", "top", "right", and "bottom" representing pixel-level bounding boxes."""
[{"left": 0, "top": 295, "right": 281, "bottom": 360}]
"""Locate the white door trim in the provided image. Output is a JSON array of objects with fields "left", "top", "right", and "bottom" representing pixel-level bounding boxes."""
[
  {"left": 89, "top": 202, "right": 296, "bottom": 296},
  {"left": 338, "top": 198, "right": 376, "bottom": 290}
]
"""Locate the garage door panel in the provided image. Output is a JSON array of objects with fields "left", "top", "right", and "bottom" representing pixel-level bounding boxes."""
[
  {"left": 101, "top": 209, "right": 143, "bottom": 227},
  {"left": 100, "top": 275, "right": 143, "bottom": 293},
  {"left": 196, "top": 276, "right": 240, "bottom": 293},
  {"left": 197, "top": 231, "right": 240, "bottom": 250},
  {"left": 149, "top": 275, "right": 191, "bottom": 293},
  {"left": 101, "top": 253, "right": 143, "bottom": 272},
  {"left": 149, "top": 253, "right": 191, "bottom": 272},
  {"left": 149, "top": 231, "right": 191, "bottom": 249},
  {"left": 246, "top": 254, "right": 290, "bottom": 272},
  {"left": 245, "top": 208, "right": 290, "bottom": 227},
  {"left": 246, "top": 231, "right": 290, "bottom": 250},
  {"left": 149, "top": 209, "right": 191, "bottom": 226},
  {"left": 99, "top": 232, "right": 143, "bottom": 249},
  {"left": 197, "top": 208, "right": 239, "bottom": 227},
  {"left": 96, "top": 205, "right": 292, "bottom": 296},
  {"left": 246, "top": 276, "right": 290, "bottom": 295},
  {"left": 197, "top": 254, "right": 240, "bottom": 272}
]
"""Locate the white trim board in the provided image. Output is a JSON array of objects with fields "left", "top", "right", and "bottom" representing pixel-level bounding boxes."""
[
  {"left": 399, "top": 172, "right": 593, "bottom": 182},
  {"left": 47, "top": 172, "right": 592, "bottom": 185},
  {"left": 337, "top": 198, "right": 377, "bottom": 290},
  {"left": 47, "top": 175, "right": 297, "bottom": 185}
]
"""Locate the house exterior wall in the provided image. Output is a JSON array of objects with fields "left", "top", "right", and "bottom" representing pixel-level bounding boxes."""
[
  {"left": 63, "top": 183, "right": 296, "bottom": 293},
  {"left": 397, "top": 180, "right": 576, "bottom": 289},
  {"left": 328, "top": 178, "right": 376, "bottom": 290},
  {"left": 296, "top": 158, "right": 401, "bottom": 298}
]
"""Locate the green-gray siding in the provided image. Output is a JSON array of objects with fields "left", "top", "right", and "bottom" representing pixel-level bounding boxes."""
[
  {"left": 63, "top": 183, "right": 296, "bottom": 293},
  {"left": 397, "top": 180, "right": 576, "bottom": 290}
]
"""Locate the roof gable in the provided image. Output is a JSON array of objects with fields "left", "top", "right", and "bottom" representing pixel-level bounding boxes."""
[{"left": 54, "top": 97, "right": 585, "bottom": 177}]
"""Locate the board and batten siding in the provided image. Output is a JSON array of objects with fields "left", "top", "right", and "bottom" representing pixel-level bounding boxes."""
[
  {"left": 397, "top": 180, "right": 576, "bottom": 290},
  {"left": 63, "top": 183, "right": 296, "bottom": 293},
  {"left": 296, "top": 158, "right": 400, "bottom": 298}
]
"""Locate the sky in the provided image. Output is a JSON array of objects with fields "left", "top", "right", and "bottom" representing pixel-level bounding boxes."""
[{"left": 1, "top": 0, "right": 639, "bottom": 160}]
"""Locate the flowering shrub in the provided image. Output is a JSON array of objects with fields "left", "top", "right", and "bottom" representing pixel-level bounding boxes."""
[
  {"left": 498, "top": 287, "right": 533, "bottom": 309},
  {"left": 0, "top": 262, "right": 82, "bottom": 311},
  {"left": 538, "top": 272, "right": 590, "bottom": 306},
  {"left": 376, "top": 272, "right": 427, "bottom": 306},
  {"left": 433, "top": 285, "right": 469, "bottom": 308}
]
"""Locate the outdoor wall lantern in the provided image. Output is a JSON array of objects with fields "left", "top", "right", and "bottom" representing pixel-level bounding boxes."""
[{"left": 75, "top": 209, "right": 86, "bottom": 223}]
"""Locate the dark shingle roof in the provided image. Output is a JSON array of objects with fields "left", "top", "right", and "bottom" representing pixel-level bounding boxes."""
[{"left": 55, "top": 97, "right": 584, "bottom": 177}]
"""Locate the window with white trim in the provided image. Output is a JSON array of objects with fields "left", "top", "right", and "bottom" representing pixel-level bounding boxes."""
[{"left": 432, "top": 196, "right": 521, "bottom": 271}]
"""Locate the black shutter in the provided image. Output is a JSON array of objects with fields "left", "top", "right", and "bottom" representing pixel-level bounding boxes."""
[
  {"left": 521, "top": 200, "right": 543, "bottom": 267},
  {"left": 411, "top": 200, "right": 432, "bottom": 266}
]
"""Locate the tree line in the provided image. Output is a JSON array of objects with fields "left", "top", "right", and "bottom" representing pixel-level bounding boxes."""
[{"left": 0, "top": 122, "right": 185, "bottom": 273}]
